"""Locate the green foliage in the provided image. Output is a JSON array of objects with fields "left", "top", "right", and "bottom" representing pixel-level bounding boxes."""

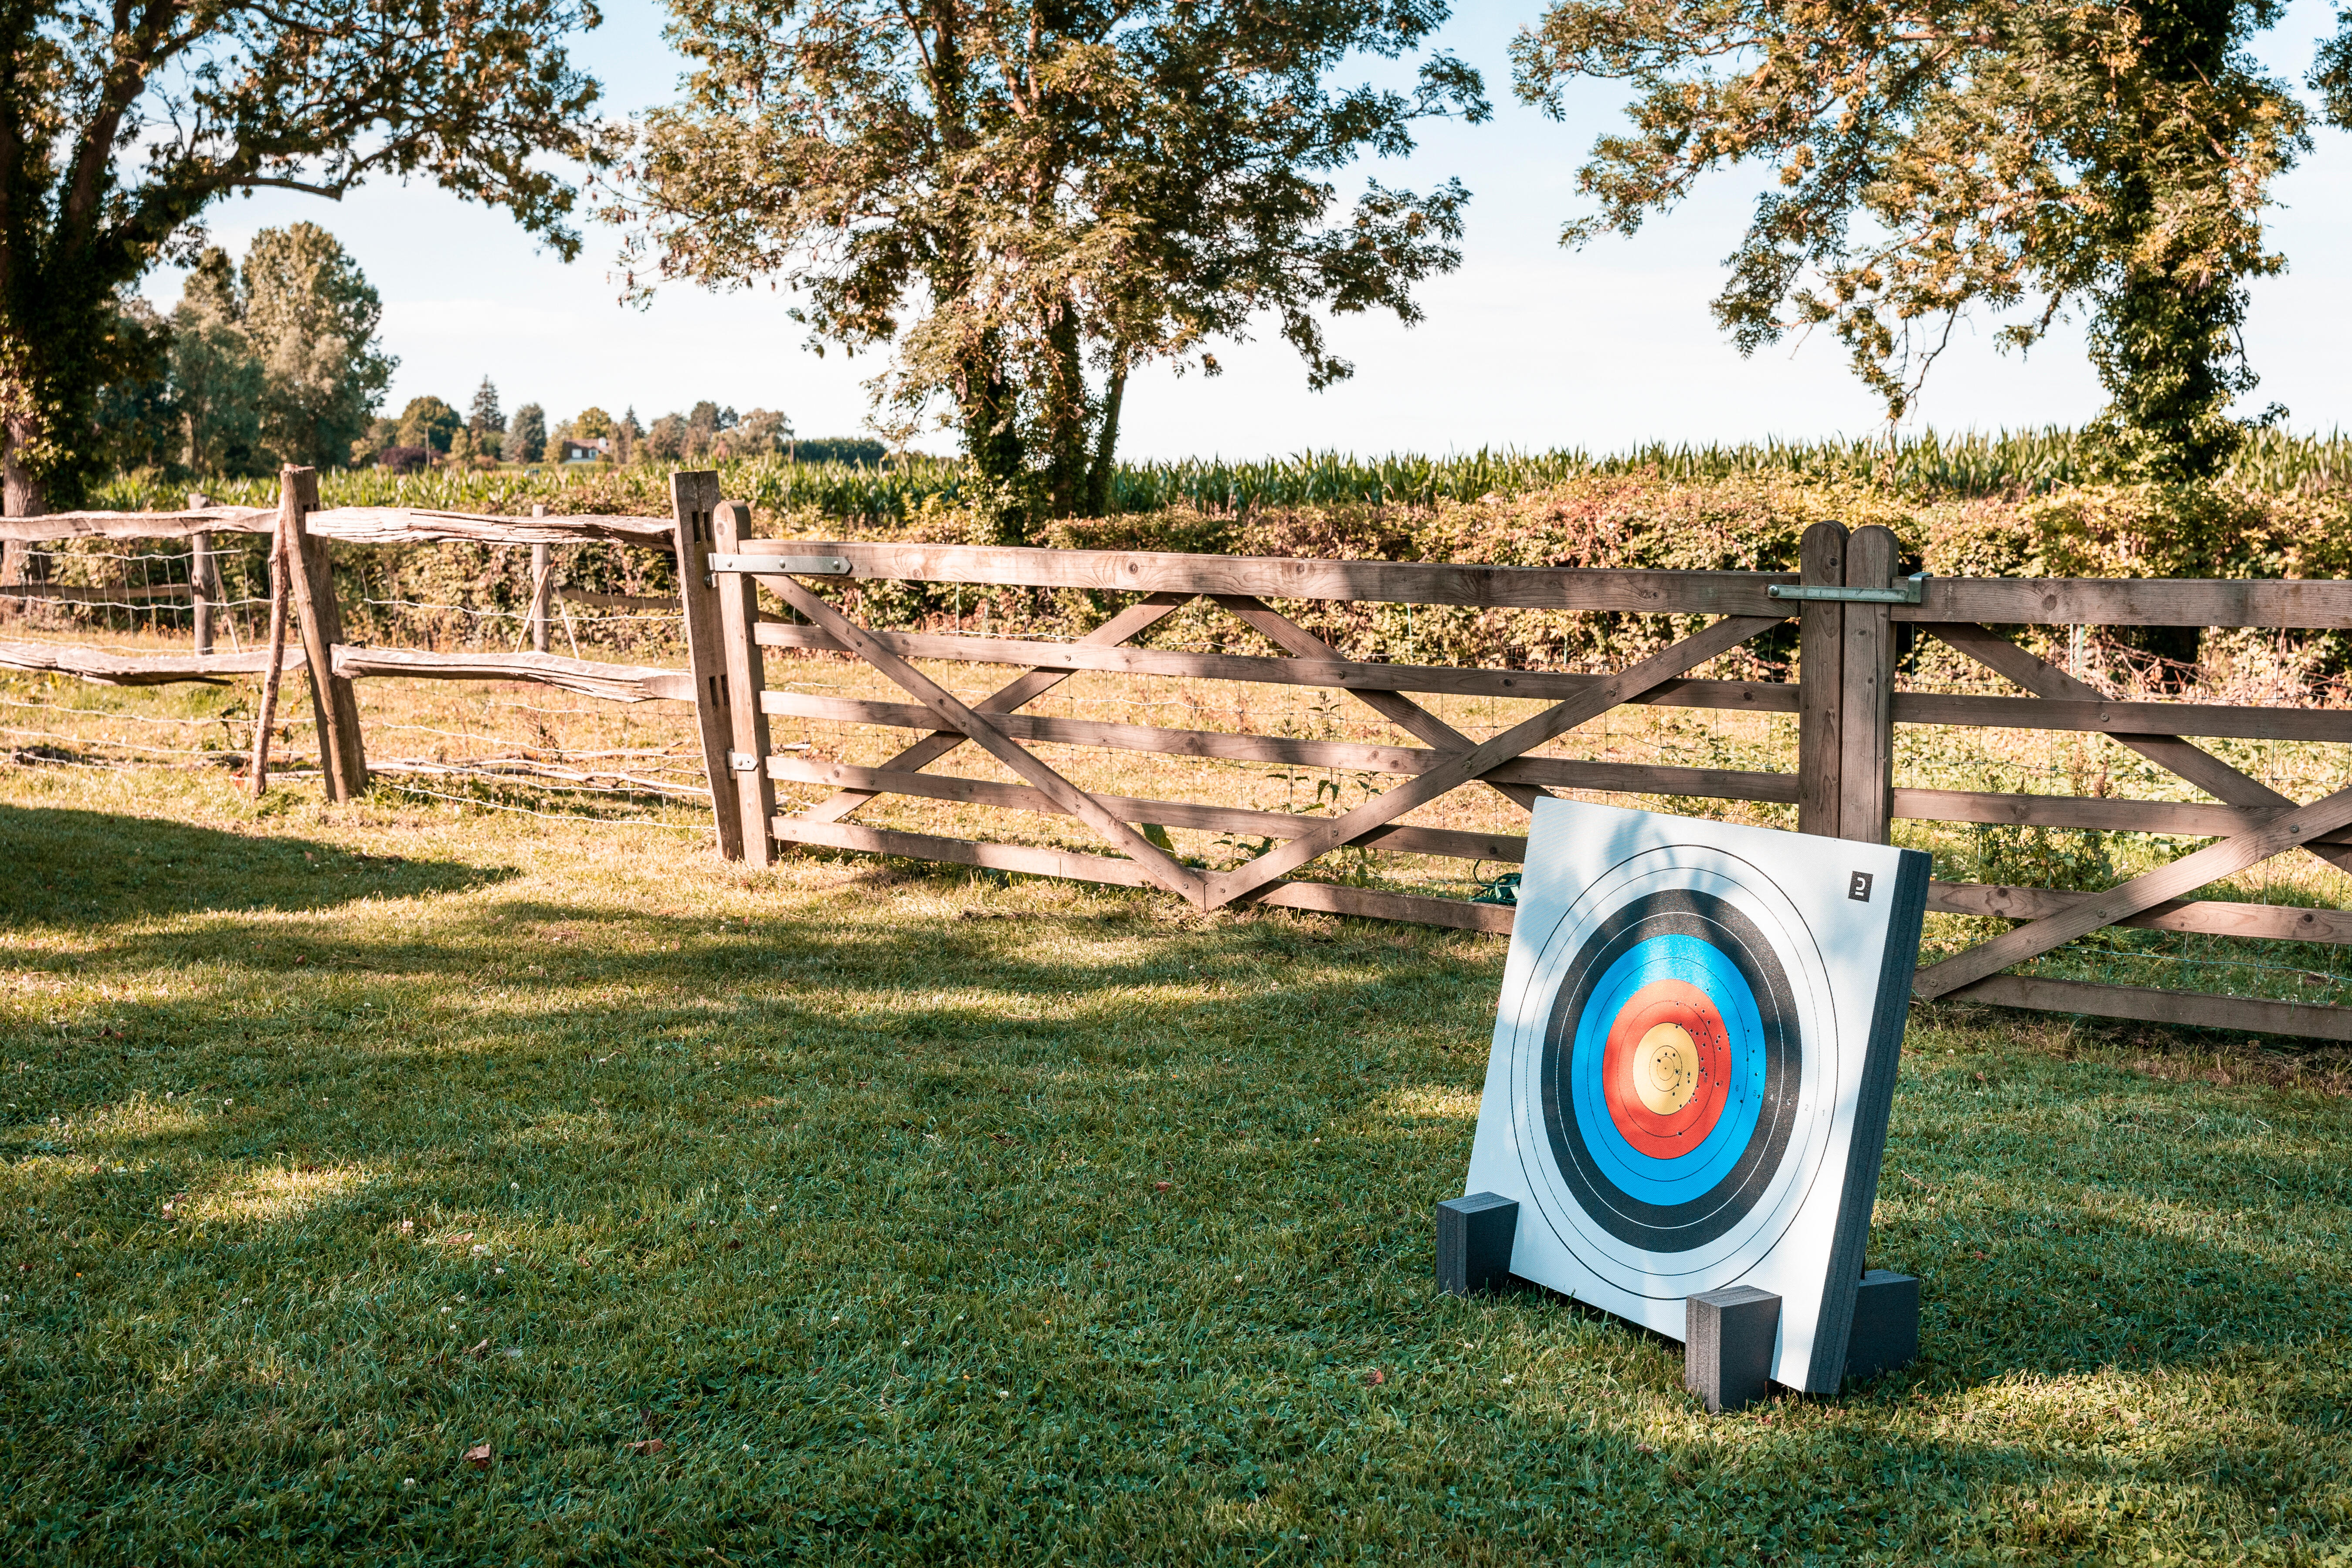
[
  {"left": 1512, "top": 0, "right": 2312, "bottom": 479},
  {"left": 503, "top": 404, "right": 548, "bottom": 466},
  {"left": 241, "top": 224, "right": 399, "bottom": 470},
  {"left": 0, "top": 0, "right": 610, "bottom": 509},
  {"left": 397, "top": 397, "right": 463, "bottom": 455},
  {"left": 85, "top": 298, "right": 176, "bottom": 475},
  {"left": 0, "top": 770, "right": 2348, "bottom": 1562},
  {"left": 612, "top": 0, "right": 1488, "bottom": 524}
]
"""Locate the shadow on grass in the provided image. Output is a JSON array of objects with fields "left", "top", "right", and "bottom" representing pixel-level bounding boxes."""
[
  {"left": 5, "top": 843, "right": 2348, "bottom": 1560},
  {"left": 0, "top": 803, "right": 511, "bottom": 929}
]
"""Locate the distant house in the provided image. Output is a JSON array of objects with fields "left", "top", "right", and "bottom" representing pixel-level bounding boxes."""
[{"left": 560, "top": 436, "right": 608, "bottom": 464}]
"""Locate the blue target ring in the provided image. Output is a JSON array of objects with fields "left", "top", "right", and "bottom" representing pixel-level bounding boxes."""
[
  {"left": 1568, "top": 934, "right": 1768, "bottom": 1205},
  {"left": 1539, "top": 887, "right": 1802, "bottom": 1252}
]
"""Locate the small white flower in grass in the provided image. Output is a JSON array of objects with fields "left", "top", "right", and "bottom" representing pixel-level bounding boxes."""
[
  {"left": 241, "top": 1297, "right": 251, "bottom": 1305},
  {"left": 495, "top": 1267, "right": 505, "bottom": 1275},
  {"left": 403, "top": 1478, "right": 417, "bottom": 1488},
  {"left": 471, "top": 1245, "right": 489, "bottom": 1257},
  {"left": 1234, "top": 1275, "right": 1243, "bottom": 1284},
  {"left": 1502, "top": 1376, "right": 1514, "bottom": 1385},
  {"left": 996, "top": 1389, "right": 1009, "bottom": 1399},
  {"left": 902, "top": 1340, "right": 911, "bottom": 1347},
  {"left": 510, "top": 1183, "right": 519, "bottom": 1191},
  {"left": 440, "top": 1306, "right": 451, "bottom": 1314}
]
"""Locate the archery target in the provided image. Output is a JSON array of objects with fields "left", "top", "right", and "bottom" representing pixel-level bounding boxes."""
[{"left": 1465, "top": 799, "right": 1929, "bottom": 1394}]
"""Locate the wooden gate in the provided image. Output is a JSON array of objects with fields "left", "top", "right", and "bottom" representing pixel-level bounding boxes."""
[{"left": 665, "top": 487, "right": 2352, "bottom": 1042}]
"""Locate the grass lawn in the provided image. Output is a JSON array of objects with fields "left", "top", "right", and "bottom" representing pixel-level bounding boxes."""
[{"left": 3, "top": 762, "right": 2349, "bottom": 1565}]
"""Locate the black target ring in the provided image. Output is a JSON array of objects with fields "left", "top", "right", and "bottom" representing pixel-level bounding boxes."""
[{"left": 1538, "top": 887, "right": 1802, "bottom": 1252}]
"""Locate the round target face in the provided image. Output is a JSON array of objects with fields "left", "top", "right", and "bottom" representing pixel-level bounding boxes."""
[{"left": 1504, "top": 845, "right": 1840, "bottom": 1298}]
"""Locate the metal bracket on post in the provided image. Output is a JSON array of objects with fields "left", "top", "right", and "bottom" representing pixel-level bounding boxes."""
[
  {"left": 1768, "top": 573, "right": 1928, "bottom": 605},
  {"left": 706, "top": 553, "right": 852, "bottom": 583},
  {"left": 727, "top": 750, "right": 762, "bottom": 774}
]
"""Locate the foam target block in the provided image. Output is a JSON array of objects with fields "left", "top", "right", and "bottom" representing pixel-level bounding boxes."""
[
  {"left": 1686, "top": 1285, "right": 1780, "bottom": 1414},
  {"left": 1465, "top": 798, "right": 1931, "bottom": 1394},
  {"left": 1436, "top": 1192, "right": 1519, "bottom": 1297},
  {"left": 1843, "top": 1269, "right": 1921, "bottom": 1384}
]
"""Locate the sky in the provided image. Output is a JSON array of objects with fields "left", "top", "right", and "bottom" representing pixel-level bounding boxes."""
[{"left": 141, "top": 0, "right": 2352, "bottom": 459}]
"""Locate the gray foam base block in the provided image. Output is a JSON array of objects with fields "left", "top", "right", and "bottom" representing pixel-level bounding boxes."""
[
  {"left": 1435, "top": 1193, "right": 1518, "bottom": 1297},
  {"left": 1686, "top": 1286, "right": 1781, "bottom": 1414},
  {"left": 1844, "top": 1269, "right": 1921, "bottom": 1385}
]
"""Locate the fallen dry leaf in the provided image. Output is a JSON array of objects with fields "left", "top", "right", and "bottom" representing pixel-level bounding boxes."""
[
  {"left": 625, "top": 1438, "right": 666, "bottom": 1456},
  {"left": 466, "top": 1338, "right": 490, "bottom": 1358},
  {"left": 440, "top": 1232, "right": 476, "bottom": 1246},
  {"left": 1365, "top": 1369, "right": 1386, "bottom": 1386},
  {"left": 463, "top": 1443, "right": 492, "bottom": 1467}
]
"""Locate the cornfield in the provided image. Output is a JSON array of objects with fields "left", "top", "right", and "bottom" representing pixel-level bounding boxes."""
[{"left": 90, "top": 426, "right": 2352, "bottom": 524}]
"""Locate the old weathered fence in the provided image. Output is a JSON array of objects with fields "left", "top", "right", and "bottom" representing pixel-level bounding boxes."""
[
  {"left": 12, "top": 469, "right": 2352, "bottom": 1040},
  {"left": 689, "top": 516, "right": 2352, "bottom": 1042},
  {"left": 0, "top": 467, "right": 707, "bottom": 799}
]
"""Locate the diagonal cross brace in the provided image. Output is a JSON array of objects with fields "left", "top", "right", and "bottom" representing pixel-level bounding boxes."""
[
  {"left": 798, "top": 593, "right": 1191, "bottom": 824},
  {"left": 1203, "top": 615, "right": 1785, "bottom": 910},
  {"left": 768, "top": 574, "right": 1208, "bottom": 906},
  {"left": 1210, "top": 594, "right": 1551, "bottom": 814},
  {"left": 1931, "top": 622, "right": 2352, "bottom": 877},
  {"left": 1914, "top": 777, "right": 2352, "bottom": 998}
]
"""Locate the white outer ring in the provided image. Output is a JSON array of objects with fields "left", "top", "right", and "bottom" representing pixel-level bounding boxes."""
[{"left": 1503, "top": 845, "right": 1841, "bottom": 1299}]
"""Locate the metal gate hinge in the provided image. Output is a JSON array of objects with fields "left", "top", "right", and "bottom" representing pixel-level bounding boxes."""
[
  {"left": 1768, "top": 572, "right": 1928, "bottom": 605},
  {"left": 728, "top": 750, "right": 763, "bottom": 772}
]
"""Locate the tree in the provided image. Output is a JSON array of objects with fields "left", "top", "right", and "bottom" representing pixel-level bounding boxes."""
[
  {"left": 169, "top": 249, "right": 265, "bottom": 475},
  {"left": 573, "top": 406, "right": 614, "bottom": 441},
  {"left": 1511, "top": 0, "right": 2317, "bottom": 479},
  {"left": 505, "top": 403, "right": 549, "bottom": 465},
  {"left": 397, "top": 396, "right": 462, "bottom": 454},
  {"left": 718, "top": 407, "right": 790, "bottom": 458},
  {"left": 0, "top": 0, "right": 610, "bottom": 514},
  {"left": 468, "top": 378, "right": 507, "bottom": 447},
  {"left": 644, "top": 412, "right": 688, "bottom": 462},
  {"left": 244, "top": 225, "right": 397, "bottom": 468},
  {"left": 88, "top": 298, "right": 176, "bottom": 473},
  {"left": 610, "top": 0, "right": 1489, "bottom": 529}
]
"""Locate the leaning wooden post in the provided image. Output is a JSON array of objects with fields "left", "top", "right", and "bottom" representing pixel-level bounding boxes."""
[
  {"left": 1795, "top": 521, "right": 1848, "bottom": 838},
  {"left": 672, "top": 469, "right": 745, "bottom": 859},
  {"left": 713, "top": 499, "right": 778, "bottom": 867},
  {"left": 248, "top": 514, "right": 293, "bottom": 797},
  {"left": 280, "top": 465, "right": 369, "bottom": 801},
  {"left": 187, "top": 491, "right": 216, "bottom": 656},
  {"left": 529, "top": 504, "right": 552, "bottom": 654},
  {"left": 1839, "top": 525, "right": 1900, "bottom": 844}
]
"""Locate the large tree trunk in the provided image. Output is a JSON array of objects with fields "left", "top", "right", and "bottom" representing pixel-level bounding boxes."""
[
  {"left": 1038, "top": 301, "right": 1090, "bottom": 519},
  {"left": 958, "top": 334, "right": 1028, "bottom": 544},
  {"left": 1083, "top": 359, "right": 1128, "bottom": 520},
  {"left": 0, "top": 422, "right": 45, "bottom": 619}
]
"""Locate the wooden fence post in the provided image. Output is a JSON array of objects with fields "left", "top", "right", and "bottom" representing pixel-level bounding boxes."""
[
  {"left": 1796, "top": 521, "right": 1848, "bottom": 838},
  {"left": 672, "top": 469, "right": 745, "bottom": 859},
  {"left": 187, "top": 491, "right": 216, "bottom": 656},
  {"left": 248, "top": 520, "right": 291, "bottom": 797},
  {"left": 280, "top": 465, "right": 369, "bottom": 801},
  {"left": 529, "top": 504, "right": 552, "bottom": 654},
  {"left": 713, "top": 499, "right": 777, "bottom": 866},
  {"left": 1839, "top": 525, "right": 1900, "bottom": 843}
]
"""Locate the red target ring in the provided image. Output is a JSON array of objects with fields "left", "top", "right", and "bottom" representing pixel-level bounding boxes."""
[{"left": 1598, "top": 979, "right": 1731, "bottom": 1158}]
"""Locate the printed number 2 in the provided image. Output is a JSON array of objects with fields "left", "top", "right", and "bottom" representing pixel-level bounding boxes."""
[{"left": 1848, "top": 871, "right": 1874, "bottom": 903}]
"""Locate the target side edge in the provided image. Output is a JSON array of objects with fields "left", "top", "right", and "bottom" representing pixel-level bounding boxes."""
[{"left": 1798, "top": 844, "right": 1934, "bottom": 1393}]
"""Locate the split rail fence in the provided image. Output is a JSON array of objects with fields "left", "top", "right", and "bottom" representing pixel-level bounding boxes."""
[{"left": 9, "top": 468, "right": 2352, "bottom": 1041}]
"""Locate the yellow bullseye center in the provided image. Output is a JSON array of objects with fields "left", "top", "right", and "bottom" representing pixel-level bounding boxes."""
[{"left": 1632, "top": 1023, "right": 1700, "bottom": 1115}]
